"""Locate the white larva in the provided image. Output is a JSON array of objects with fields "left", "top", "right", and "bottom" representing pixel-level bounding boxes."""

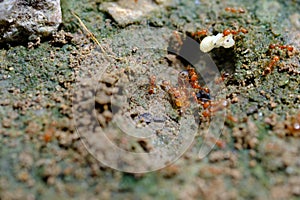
[
  {"left": 199, "top": 35, "right": 215, "bottom": 53},
  {"left": 211, "top": 33, "right": 224, "bottom": 47},
  {"left": 200, "top": 33, "right": 235, "bottom": 53}
]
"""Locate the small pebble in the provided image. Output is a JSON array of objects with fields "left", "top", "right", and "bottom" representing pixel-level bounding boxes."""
[
  {"left": 137, "top": 113, "right": 152, "bottom": 124},
  {"left": 153, "top": 116, "right": 166, "bottom": 123},
  {"left": 249, "top": 160, "right": 257, "bottom": 167}
]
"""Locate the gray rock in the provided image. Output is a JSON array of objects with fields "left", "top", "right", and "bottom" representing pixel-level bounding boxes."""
[
  {"left": 99, "top": 0, "right": 171, "bottom": 26},
  {"left": 0, "top": 0, "right": 62, "bottom": 44}
]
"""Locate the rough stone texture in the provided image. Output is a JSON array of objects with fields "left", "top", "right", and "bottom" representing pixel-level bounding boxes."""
[
  {"left": 99, "top": 0, "right": 171, "bottom": 26},
  {"left": 0, "top": 0, "right": 62, "bottom": 44}
]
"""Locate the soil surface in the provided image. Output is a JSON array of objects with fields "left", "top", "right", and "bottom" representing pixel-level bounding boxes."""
[{"left": 0, "top": 0, "right": 300, "bottom": 199}]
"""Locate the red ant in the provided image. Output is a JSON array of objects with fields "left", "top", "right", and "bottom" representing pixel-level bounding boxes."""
[
  {"left": 186, "top": 66, "right": 202, "bottom": 89},
  {"left": 223, "top": 27, "right": 248, "bottom": 36},
  {"left": 149, "top": 75, "right": 157, "bottom": 94},
  {"left": 226, "top": 113, "right": 238, "bottom": 123},
  {"left": 161, "top": 80, "right": 190, "bottom": 114},
  {"left": 263, "top": 55, "right": 280, "bottom": 76},
  {"left": 201, "top": 99, "right": 229, "bottom": 118},
  {"left": 269, "top": 44, "right": 294, "bottom": 52},
  {"left": 191, "top": 29, "right": 208, "bottom": 37},
  {"left": 225, "top": 7, "right": 246, "bottom": 14},
  {"left": 178, "top": 70, "right": 190, "bottom": 89},
  {"left": 215, "top": 139, "right": 226, "bottom": 149}
]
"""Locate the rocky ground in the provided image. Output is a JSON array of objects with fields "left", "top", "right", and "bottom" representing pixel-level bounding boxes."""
[{"left": 0, "top": 0, "right": 300, "bottom": 199}]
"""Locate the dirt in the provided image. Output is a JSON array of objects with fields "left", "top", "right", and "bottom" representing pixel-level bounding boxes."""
[{"left": 0, "top": 0, "right": 300, "bottom": 199}]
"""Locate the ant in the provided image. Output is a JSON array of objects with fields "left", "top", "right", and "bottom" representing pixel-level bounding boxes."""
[
  {"left": 201, "top": 99, "right": 229, "bottom": 118},
  {"left": 178, "top": 70, "right": 190, "bottom": 89},
  {"left": 191, "top": 29, "right": 208, "bottom": 38},
  {"left": 186, "top": 66, "right": 202, "bottom": 89},
  {"left": 161, "top": 80, "right": 190, "bottom": 114},
  {"left": 148, "top": 75, "right": 157, "bottom": 94},
  {"left": 269, "top": 44, "right": 294, "bottom": 52},
  {"left": 225, "top": 7, "right": 246, "bottom": 14},
  {"left": 263, "top": 56, "right": 280, "bottom": 76},
  {"left": 223, "top": 27, "right": 248, "bottom": 36}
]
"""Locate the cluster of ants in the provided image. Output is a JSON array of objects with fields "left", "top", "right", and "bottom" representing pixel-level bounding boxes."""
[
  {"left": 263, "top": 44, "right": 295, "bottom": 76},
  {"left": 149, "top": 6, "right": 295, "bottom": 118},
  {"left": 191, "top": 29, "right": 294, "bottom": 75},
  {"left": 191, "top": 6, "right": 248, "bottom": 38},
  {"left": 191, "top": 27, "right": 248, "bottom": 39},
  {"left": 191, "top": 7, "right": 295, "bottom": 76},
  {"left": 148, "top": 66, "right": 228, "bottom": 118}
]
